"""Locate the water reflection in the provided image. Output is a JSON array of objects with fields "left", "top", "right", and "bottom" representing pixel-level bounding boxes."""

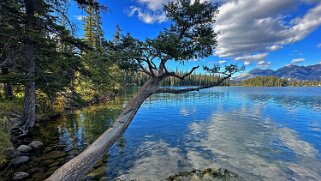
[{"left": 24, "top": 87, "right": 321, "bottom": 180}]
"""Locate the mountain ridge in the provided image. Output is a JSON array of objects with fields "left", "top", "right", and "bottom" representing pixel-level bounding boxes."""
[{"left": 234, "top": 64, "right": 321, "bottom": 81}]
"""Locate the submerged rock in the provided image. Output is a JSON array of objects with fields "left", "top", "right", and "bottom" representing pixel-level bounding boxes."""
[
  {"left": 17, "top": 145, "right": 31, "bottom": 153},
  {"left": 87, "top": 167, "right": 107, "bottom": 178},
  {"left": 12, "top": 171, "right": 29, "bottom": 180},
  {"left": 166, "top": 167, "right": 238, "bottom": 181},
  {"left": 99, "top": 177, "right": 108, "bottom": 181},
  {"left": 29, "top": 141, "right": 44, "bottom": 150},
  {"left": 45, "top": 151, "right": 66, "bottom": 159},
  {"left": 43, "top": 159, "right": 55, "bottom": 165},
  {"left": 48, "top": 161, "right": 59, "bottom": 168},
  {"left": 10, "top": 156, "right": 29, "bottom": 166}
]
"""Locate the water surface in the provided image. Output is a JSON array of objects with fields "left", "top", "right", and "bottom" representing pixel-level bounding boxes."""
[{"left": 21, "top": 87, "right": 321, "bottom": 180}]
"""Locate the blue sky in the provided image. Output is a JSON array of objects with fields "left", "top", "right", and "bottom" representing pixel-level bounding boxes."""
[{"left": 69, "top": 0, "right": 321, "bottom": 73}]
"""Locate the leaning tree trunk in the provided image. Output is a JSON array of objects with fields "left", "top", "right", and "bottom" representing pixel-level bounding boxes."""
[{"left": 46, "top": 79, "right": 159, "bottom": 181}]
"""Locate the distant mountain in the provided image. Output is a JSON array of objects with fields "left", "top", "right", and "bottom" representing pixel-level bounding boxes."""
[{"left": 234, "top": 64, "right": 321, "bottom": 81}]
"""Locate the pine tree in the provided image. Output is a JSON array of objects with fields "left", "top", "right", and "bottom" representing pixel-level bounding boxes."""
[{"left": 83, "top": 0, "right": 103, "bottom": 49}]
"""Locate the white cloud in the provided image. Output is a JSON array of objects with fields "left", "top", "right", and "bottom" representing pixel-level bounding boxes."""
[
  {"left": 218, "top": 60, "right": 227, "bottom": 64},
  {"left": 127, "top": 6, "right": 166, "bottom": 24},
  {"left": 235, "top": 53, "right": 268, "bottom": 61},
  {"left": 129, "top": 0, "right": 321, "bottom": 62},
  {"left": 136, "top": 0, "right": 171, "bottom": 11},
  {"left": 214, "top": 0, "right": 321, "bottom": 59},
  {"left": 291, "top": 58, "right": 305, "bottom": 63},
  {"left": 244, "top": 61, "right": 251, "bottom": 66},
  {"left": 317, "top": 43, "right": 321, "bottom": 48},
  {"left": 257, "top": 60, "right": 272, "bottom": 68},
  {"left": 268, "top": 45, "right": 282, "bottom": 51},
  {"left": 74, "top": 15, "right": 85, "bottom": 21}
]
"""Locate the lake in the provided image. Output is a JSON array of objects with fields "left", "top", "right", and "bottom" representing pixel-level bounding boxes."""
[{"left": 8, "top": 87, "right": 321, "bottom": 180}]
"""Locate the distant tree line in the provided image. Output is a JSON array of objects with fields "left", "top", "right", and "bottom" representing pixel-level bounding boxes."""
[
  {"left": 240, "top": 76, "right": 321, "bottom": 87},
  {"left": 125, "top": 72, "right": 230, "bottom": 86}
]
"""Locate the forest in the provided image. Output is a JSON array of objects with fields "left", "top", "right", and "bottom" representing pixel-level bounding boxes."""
[{"left": 240, "top": 76, "right": 321, "bottom": 87}]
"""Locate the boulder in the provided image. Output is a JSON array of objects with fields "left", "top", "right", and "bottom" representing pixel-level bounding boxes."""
[
  {"left": 12, "top": 171, "right": 29, "bottom": 180},
  {"left": 29, "top": 141, "right": 44, "bottom": 149},
  {"left": 17, "top": 145, "right": 31, "bottom": 153},
  {"left": 10, "top": 156, "right": 29, "bottom": 166}
]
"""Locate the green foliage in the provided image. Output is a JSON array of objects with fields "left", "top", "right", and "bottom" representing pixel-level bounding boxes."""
[
  {"left": 0, "top": 98, "right": 23, "bottom": 113},
  {"left": 0, "top": 130, "right": 11, "bottom": 164},
  {"left": 242, "top": 76, "right": 288, "bottom": 87},
  {"left": 127, "top": 72, "right": 230, "bottom": 86},
  {"left": 241, "top": 76, "right": 321, "bottom": 87},
  {"left": 83, "top": 0, "right": 104, "bottom": 49},
  {"left": 106, "top": 0, "right": 219, "bottom": 71}
]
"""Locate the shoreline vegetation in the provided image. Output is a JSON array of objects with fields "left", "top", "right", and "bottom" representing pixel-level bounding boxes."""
[{"left": 233, "top": 76, "right": 321, "bottom": 87}]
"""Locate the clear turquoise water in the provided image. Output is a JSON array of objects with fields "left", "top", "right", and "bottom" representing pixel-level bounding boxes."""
[
  {"left": 31, "top": 87, "right": 321, "bottom": 180},
  {"left": 109, "top": 87, "right": 321, "bottom": 180}
]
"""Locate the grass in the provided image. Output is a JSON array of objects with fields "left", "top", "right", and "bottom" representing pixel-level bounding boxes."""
[
  {"left": 0, "top": 98, "right": 23, "bottom": 113},
  {"left": 0, "top": 130, "right": 11, "bottom": 164},
  {"left": 0, "top": 98, "right": 22, "bottom": 164}
]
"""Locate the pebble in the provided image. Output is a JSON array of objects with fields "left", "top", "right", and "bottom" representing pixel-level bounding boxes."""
[{"left": 12, "top": 171, "right": 29, "bottom": 180}]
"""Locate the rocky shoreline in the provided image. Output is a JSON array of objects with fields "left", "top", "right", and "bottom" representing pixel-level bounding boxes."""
[{"left": 0, "top": 94, "right": 114, "bottom": 180}]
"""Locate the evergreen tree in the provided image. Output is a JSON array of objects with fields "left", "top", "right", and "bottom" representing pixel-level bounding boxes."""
[
  {"left": 83, "top": 0, "right": 103, "bottom": 49},
  {"left": 0, "top": 0, "right": 103, "bottom": 133}
]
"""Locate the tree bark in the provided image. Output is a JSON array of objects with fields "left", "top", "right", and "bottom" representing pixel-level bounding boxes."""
[
  {"left": 46, "top": 79, "right": 159, "bottom": 181},
  {"left": 20, "top": 0, "right": 37, "bottom": 132}
]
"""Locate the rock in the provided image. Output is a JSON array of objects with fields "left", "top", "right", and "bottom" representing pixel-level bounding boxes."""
[
  {"left": 32, "top": 172, "right": 46, "bottom": 180},
  {"left": 44, "top": 147, "right": 52, "bottom": 153},
  {"left": 29, "top": 141, "right": 43, "bottom": 149},
  {"left": 93, "top": 161, "right": 104, "bottom": 169},
  {"left": 166, "top": 167, "right": 238, "bottom": 181},
  {"left": 10, "top": 156, "right": 29, "bottom": 166},
  {"left": 47, "top": 165, "right": 59, "bottom": 172},
  {"left": 27, "top": 167, "right": 45, "bottom": 173},
  {"left": 17, "top": 145, "right": 32, "bottom": 153},
  {"left": 190, "top": 174, "right": 201, "bottom": 181},
  {"left": 57, "top": 157, "right": 65, "bottom": 163},
  {"left": 43, "top": 159, "right": 55, "bottom": 165},
  {"left": 52, "top": 144, "right": 66, "bottom": 151},
  {"left": 31, "top": 157, "right": 42, "bottom": 163},
  {"left": 4, "top": 148, "right": 21, "bottom": 159},
  {"left": 202, "top": 173, "right": 213, "bottom": 181},
  {"left": 45, "top": 151, "right": 67, "bottom": 159},
  {"left": 114, "top": 175, "right": 127, "bottom": 181},
  {"left": 87, "top": 167, "right": 107, "bottom": 178},
  {"left": 99, "top": 177, "right": 108, "bottom": 181},
  {"left": 48, "top": 162, "right": 59, "bottom": 168},
  {"left": 12, "top": 171, "right": 29, "bottom": 180},
  {"left": 218, "top": 168, "right": 226, "bottom": 176}
]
